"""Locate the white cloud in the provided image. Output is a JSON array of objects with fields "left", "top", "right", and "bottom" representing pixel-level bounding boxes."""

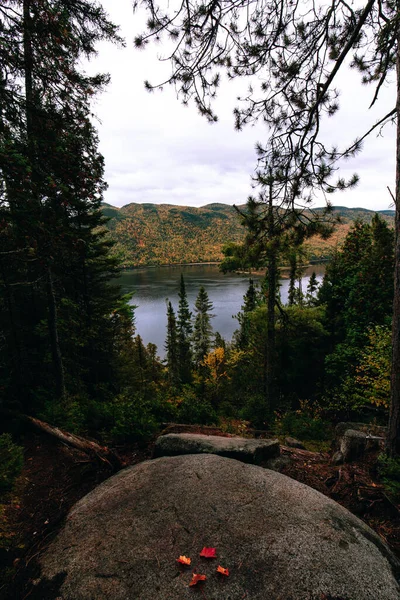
[{"left": 88, "top": 0, "right": 396, "bottom": 212}]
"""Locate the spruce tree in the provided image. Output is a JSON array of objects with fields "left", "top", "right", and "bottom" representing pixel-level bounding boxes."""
[
  {"left": 177, "top": 274, "right": 192, "bottom": 384},
  {"left": 0, "top": 2, "right": 129, "bottom": 421},
  {"left": 288, "top": 254, "right": 297, "bottom": 307},
  {"left": 214, "top": 332, "right": 226, "bottom": 350},
  {"left": 235, "top": 279, "right": 257, "bottom": 349},
  {"left": 306, "top": 272, "right": 319, "bottom": 306},
  {"left": 165, "top": 301, "right": 179, "bottom": 387},
  {"left": 193, "top": 286, "right": 214, "bottom": 368}
]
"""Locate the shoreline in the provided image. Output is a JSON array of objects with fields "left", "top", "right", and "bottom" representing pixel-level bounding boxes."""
[{"left": 120, "top": 258, "right": 330, "bottom": 273}]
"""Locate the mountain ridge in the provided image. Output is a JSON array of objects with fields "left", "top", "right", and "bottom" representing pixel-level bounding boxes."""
[{"left": 102, "top": 202, "right": 395, "bottom": 268}]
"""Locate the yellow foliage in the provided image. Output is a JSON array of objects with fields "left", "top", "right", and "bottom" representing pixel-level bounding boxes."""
[
  {"left": 202, "top": 347, "right": 228, "bottom": 382},
  {"left": 354, "top": 325, "right": 390, "bottom": 409}
]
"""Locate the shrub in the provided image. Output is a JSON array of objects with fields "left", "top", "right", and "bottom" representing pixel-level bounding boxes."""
[
  {"left": 377, "top": 454, "right": 400, "bottom": 502},
  {"left": 239, "top": 394, "right": 272, "bottom": 430},
  {"left": 108, "top": 394, "right": 159, "bottom": 443},
  {"left": 0, "top": 434, "right": 23, "bottom": 494},
  {"left": 274, "top": 410, "right": 331, "bottom": 441},
  {"left": 176, "top": 388, "right": 217, "bottom": 425}
]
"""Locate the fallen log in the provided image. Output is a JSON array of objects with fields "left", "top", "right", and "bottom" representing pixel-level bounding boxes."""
[{"left": 22, "top": 415, "right": 122, "bottom": 471}]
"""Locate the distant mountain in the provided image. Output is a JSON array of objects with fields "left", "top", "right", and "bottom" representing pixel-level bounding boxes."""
[{"left": 102, "top": 202, "right": 395, "bottom": 268}]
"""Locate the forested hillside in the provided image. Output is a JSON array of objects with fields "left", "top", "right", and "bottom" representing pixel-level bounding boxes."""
[{"left": 103, "top": 202, "right": 395, "bottom": 267}]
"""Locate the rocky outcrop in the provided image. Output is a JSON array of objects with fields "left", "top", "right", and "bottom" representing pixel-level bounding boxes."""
[
  {"left": 285, "top": 436, "right": 306, "bottom": 449},
  {"left": 153, "top": 432, "right": 280, "bottom": 464},
  {"left": 333, "top": 422, "right": 386, "bottom": 463},
  {"left": 37, "top": 454, "right": 400, "bottom": 600},
  {"left": 335, "top": 422, "right": 387, "bottom": 440}
]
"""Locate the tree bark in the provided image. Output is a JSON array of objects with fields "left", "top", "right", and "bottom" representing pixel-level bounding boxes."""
[
  {"left": 23, "top": 414, "right": 122, "bottom": 471},
  {"left": 46, "top": 267, "right": 66, "bottom": 401},
  {"left": 386, "top": 13, "right": 400, "bottom": 456},
  {"left": 266, "top": 179, "right": 277, "bottom": 411},
  {"left": 23, "top": 0, "right": 34, "bottom": 142}
]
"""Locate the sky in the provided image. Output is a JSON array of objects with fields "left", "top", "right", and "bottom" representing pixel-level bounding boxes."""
[{"left": 86, "top": 1, "right": 396, "bottom": 212}]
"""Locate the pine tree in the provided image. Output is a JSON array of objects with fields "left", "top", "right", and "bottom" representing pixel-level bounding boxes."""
[
  {"left": 214, "top": 332, "right": 226, "bottom": 350},
  {"left": 193, "top": 286, "right": 214, "bottom": 368},
  {"left": 165, "top": 301, "right": 179, "bottom": 387},
  {"left": 306, "top": 272, "right": 319, "bottom": 306},
  {"left": 288, "top": 254, "right": 297, "bottom": 308},
  {"left": 235, "top": 278, "right": 257, "bottom": 349},
  {"left": 318, "top": 216, "right": 394, "bottom": 400},
  {"left": 177, "top": 274, "right": 192, "bottom": 384},
  {"left": 0, "top": 2, "right": 128, "bottom": 421}
]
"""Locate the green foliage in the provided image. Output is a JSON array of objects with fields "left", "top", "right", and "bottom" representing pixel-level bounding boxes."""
[
  {"left": 377, "top": 454, "right": 400, "bottom": 502},
  {"left": 39, "top": 394, "right": 89, "bottom": 435},
  {"left": 275, "top": 305, "right": 328, "bottom": 403},
  {"left": 354, "top": 325, "right": 391, "bottom": 408},
  {"left": 176, "top": 387, "right": 217, "bottom": 425},
  {"left": 193, "top": 286, "right": 214, "bottom": 367},
  {"left": 306, "top": 271, "right": 319, "bottom": 306},
  {"left": 107, "top": 394, "right": 160, "bottom": 443},
  {"left": 274, "top": 410, "right": 332, "bottom": 442},
  {"left": 318, "top": 217, "right": 394, "bottom": 412},
  {"left": 177, "top": 275, "right": 193, "bottom": 384},
  {"left": 238, "top": 394, "right": 271, "bottom": 429},
  {"left": 165, "top": 301, "right": 179, "bottom": 387},
  {"left": 0, "top": 1, "right": 130, "bottom": 421},
  {"left": 0, "top": 434, "right": 23, "bottom": 494},
  {"left": 234, "top": 278, "right": 260, "bottom": 348}
]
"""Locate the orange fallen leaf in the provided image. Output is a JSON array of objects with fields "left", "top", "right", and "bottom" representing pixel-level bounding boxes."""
[
  {"left": 176, "top": 555, "right": 191, "bottom": 566},
  {"left": 216, "top": 565, "right": 229, "bottom": 576},
  {"left": 200, "top": 547, "right": 217, "bottom": 558},
  {"left": 189, "top": 573, "right": 207, "bottom": 586}
]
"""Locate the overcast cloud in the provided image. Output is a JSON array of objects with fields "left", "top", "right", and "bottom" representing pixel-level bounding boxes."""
[{"left": 87, "top": 1, "right": 396, "bottom": 212}]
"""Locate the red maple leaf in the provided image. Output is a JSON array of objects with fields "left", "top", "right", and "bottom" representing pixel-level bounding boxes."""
[
  {"left": 176, "top": 555, "right": 191, "bottom": 566},
  {"left": 199, "top": 547, "right": 217, "bottom": 558},
  {"left": 216, "top": 565, "right": 229, "bottom": 576},
  {"left": 189, "top": 573, "right": 207, "bottom": 586}
]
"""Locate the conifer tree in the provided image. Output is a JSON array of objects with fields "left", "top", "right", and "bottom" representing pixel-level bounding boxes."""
[
  {"left": 318, "top": 216, "right": 394, "bottom": 399},
  {"left": 306, "top": 272, "right": 319, "bottom": 306},
  {"left": 165, "top": 301, "right": 179, "bottom": 387},
  {"left": 193, "top": 286, "right": 214, "bottom": 368},
  {"left": 0, "top": 2, "right": 128, "bottom": 420},
  {"left": 177, "top": 274, "right": 192, "bottom": 384},
  {"left": 214, "top": 332, "right": 226, "bottom": 350},
  {"left": 235, "top": 279, "right": 257, "bottom": 349},
  {"left": 288, "top": 255, "right": 297, "bottom": 308}
]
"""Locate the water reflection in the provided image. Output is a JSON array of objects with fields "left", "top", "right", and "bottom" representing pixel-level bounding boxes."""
[{"left": 118, "top": 263, "right": 326, "bottom": 357}]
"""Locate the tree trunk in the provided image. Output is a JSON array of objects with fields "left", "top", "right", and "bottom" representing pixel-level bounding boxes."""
[
  {"left": 266, "top": 180, "right": 277, "bottom": 411},
  {"left": 0, "top": 259, "right": 24, "bottom": 401},
  {"left": 387, "top": 14, "right": 400, "bottom": 456},
  {"left": 46, "top": 266, "right": 66, "bottom": 400},
  {"left": 23, "top": 414, "right": 122, "bottom": 471},
  {"left": 23, "top": 0, "right": 34, "bottom": 143}
]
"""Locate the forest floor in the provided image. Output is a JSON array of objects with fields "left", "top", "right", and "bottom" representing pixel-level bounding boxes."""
[{"left": 1, "top": 425, "right": 400, "bottom": 599}]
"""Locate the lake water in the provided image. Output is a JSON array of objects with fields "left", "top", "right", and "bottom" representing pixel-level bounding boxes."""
[{"left": 118, "top": 263, "right": 326, "bottom": 357}]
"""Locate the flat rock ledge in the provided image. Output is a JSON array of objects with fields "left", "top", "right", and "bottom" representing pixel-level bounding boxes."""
[
  {"left": 153, "top": 432, "right": 280, "bottom": 464},
  {"left": 36, "top": 454, "right": 400, "bottom": 600}
]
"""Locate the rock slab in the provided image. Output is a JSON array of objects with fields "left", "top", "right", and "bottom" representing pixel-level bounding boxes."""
[
  {"left": 334, "top": 424, "right": 386, "bottom": 463},
  {"left": 37, "top": 454, "right": 400, "bottom": 600},
  {"left": 285, "top": 436, "right": 306, "bottom": 449},
  {"left": 153, "top": 432, "right": 280, "bottom": 464}
]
